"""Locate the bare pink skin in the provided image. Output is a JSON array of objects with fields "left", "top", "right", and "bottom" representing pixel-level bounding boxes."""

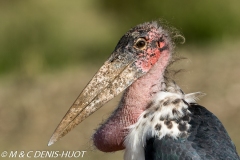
[{"left": 93, "top": 44, "right": 171, "bottom": 152}]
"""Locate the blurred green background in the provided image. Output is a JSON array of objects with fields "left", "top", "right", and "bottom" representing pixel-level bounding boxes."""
[{"left": 0, "top": 0, "right": 239, "bottom": 159}]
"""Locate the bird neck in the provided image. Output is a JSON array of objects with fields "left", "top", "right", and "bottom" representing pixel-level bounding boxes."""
[
  {"left": 123, "top": 51, "right": 171, "bottom": 116},
  {"left": 124, "top": 84, "right": 203, "bottom": 160},
  {"left": 92, "top": 51, "right": 171, "bottom": 152}
]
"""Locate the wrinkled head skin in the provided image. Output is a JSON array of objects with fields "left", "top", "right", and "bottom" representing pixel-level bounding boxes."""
[{"left": 48, "top": 21, "right": 174, "bottom": 152}]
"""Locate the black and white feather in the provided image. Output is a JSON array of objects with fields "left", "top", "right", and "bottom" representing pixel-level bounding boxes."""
[{"left": 124, "top": 82, "right": 204, "bottom": 160}]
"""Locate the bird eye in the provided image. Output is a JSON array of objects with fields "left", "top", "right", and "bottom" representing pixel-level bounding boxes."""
[{"left": 135, "top": 38, "right": 147, "bottom": 49}]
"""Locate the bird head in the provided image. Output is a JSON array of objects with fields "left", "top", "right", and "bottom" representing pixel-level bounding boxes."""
[{"left": 48, "top": 21, "right": 175, "bottom": 147}]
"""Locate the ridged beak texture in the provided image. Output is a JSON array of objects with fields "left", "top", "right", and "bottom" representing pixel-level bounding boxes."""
[{"left": 48, "top": 52, "right": 144, "bottom": 146}]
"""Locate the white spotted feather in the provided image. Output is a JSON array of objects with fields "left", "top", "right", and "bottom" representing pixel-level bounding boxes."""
[{"left": 124, "top": 84, "right": 204, "bottom": 160}]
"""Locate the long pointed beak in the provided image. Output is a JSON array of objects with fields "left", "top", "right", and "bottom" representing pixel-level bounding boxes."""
[{"left": 48, "top": 53, "right": 143, "bottom": 146}]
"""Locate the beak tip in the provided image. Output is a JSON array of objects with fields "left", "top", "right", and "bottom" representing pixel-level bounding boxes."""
[
  {"left": 47, "top": 141, "right": 53, "bottom": 147},
  {"left": 48, "top": 136, "right": 57, "bottom": 146}
]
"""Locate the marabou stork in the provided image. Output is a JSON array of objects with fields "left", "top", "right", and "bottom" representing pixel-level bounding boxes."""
[{"left": 48, "top": 21, "right": 239, "bottom": 160}]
